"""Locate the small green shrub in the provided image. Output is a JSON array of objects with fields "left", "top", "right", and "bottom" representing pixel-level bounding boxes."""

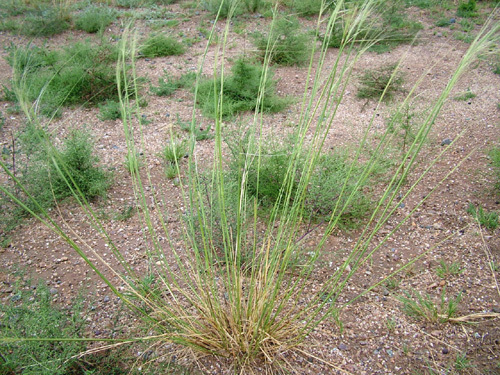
[
  {"left": 6, "top": 41, "right": 125, "bottom": 116},
  {"left": 290, "top": 0, "right": 328, "bottom": 16},
  {"left": 242, "top": 0, "right": 269, "bottom": 13},
  {"left": 116, "top": 0, "right": 145, "bottom": 8},
  {"left": 253, "top": 15, "right": 312, "bottom": 66},
  {"left": 1, "top": 127, "right": 111, "bottom": 228},
  {"left": 466, "top": 203, "right": 499, "bottom": 229},
  {"left": 0, "top": 281, "right": 86, "bottom": 374},
  {"left": 457, "top": 0, "right": 477, "bottom": 18},
  {"left": 357, "top": 64, "right": 405, "bottom": 102},
  {"left": 74, "top": 5, "right": 116, "bottom": 33},
  {"left": 227, "top": 137, "right": 374, "bottom": 227},
  {"left": 196, "top": 57, "right": 290, "bottom": 118},
  {"left": 140, "top": 34, "right": 185, "bottom": 58},
  {"left": 98, "top": 100, "right": 122, "bottom": 121},
  {"left": 436, "top": 17, "right": 452, "bottom": 27}
]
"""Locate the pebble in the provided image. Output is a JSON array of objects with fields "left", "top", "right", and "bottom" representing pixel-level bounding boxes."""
[
  {"left": 491, "top": 306, "right": 500, "bottom": 313},
  {"left": 442, "top": 347, "right": 449, "bottom": 354},
  {"left": 441, "top": 138, "right": 452, "bottom": 146},
  {"left": 338, "top": 343, "right": 348, "bottom": 350},
  {"left": 49, "top": 288, "right": 58, "bottom": 295},
  {"left": 103, "top": 296, "right": 110, "bottom": 303}
]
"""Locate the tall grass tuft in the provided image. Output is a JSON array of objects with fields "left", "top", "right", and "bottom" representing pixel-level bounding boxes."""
[{"left": 1, "top": 1, "right": 499, "bottom": 372}]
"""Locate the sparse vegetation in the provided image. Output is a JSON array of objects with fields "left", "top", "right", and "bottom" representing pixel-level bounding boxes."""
[
  {"left": 150, "top": 72, "right": 195, "bottom": 96},
  {"left": 357, "top": 63, "right": 405, "bottom": 101},
  {"left": 98, "top": 99, "right": 123, "bottom": 120},
  {"left": 466, "top": 203, "right": 499, "bottom": 229},
  {"left": 139, "top": 33, "right": 185, "bottom": 58},
  {"left": 436, "top": 260, "right": 463, "bottom": 278},
  {"left": 398, "top": 288, "right": 462, "bottom": 323}
]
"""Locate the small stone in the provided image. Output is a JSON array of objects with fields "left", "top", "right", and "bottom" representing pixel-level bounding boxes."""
[
  {"left": 398, "top": 203, "right": 405, "bottom": 208},
  {"left": 338, "top": 343, "right": 348, "bottom": 350},
  {"left": 383, "top": 289, "right": 390, "bottom": 296},
  {"left": 49, "top": 288, "right": 58, "bottom": 295},
  {"left": 441, "top": 138, "right": 452, "bottom": 146},
  {"left": 491, "top": 306, "right": 500, "bottom": 313},
  {"left": 450, "top": 18, "right": 456, "bottom": 23},
  {"left": 386, "top": 349, "right": 394, "bottom": 357},
  {"left": 442, "top": 347, "right": 449, "bottom": 354},
  {"left": 439, "top": 280, "right": 446, "bottom": 287},
  {"left": 103, "top": 296, "right": 110, "bottom": 303}
]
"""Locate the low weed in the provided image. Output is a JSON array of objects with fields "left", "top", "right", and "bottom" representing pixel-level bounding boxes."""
[
  {"left": 287, "top": 0, "right": 329, "bottom": 16},
  {"left": 140, "top": 34, "right": 185, "bottom": 58},
  {"left": 466, "top": 203, "right": 499, "bottom": 229},
  {"left": 74, "top": 5, "right": 117, "bottom": 33},
  {"left": 489, "top": 145, "right": 500, "bottom": 192},
  {"left": 177, "top": 114, "right": 213, "bottom": 141},
  {"left": 15, "top": 6, "right": 71, "bottom": 36},
  {"left": 242, "top": 0, "right": 269, "bottom": 13},
  {"left": 162, "top": 138, "right": 188, "bottom": 163},
  {"left": 98, "top": 99, "right": 123, "bottom": 120},
  {"left": 398, "top": 288, "right": 462, "bottom": 323},
  {"left": 357, "top": 63, "right": 405, "bottom": 102},
  {"left": 454, "top": 88, "right": 476, "bottom": 101},
  {"left": 125, "top": 150, "right": 142, "bottom": 173},
  {"left": 196, "top": 57, "right": 290, "bottom": 118},
  {"left": 150, "top": 71, "right": 195, "bottom": 96},
  {"left": 436, "top": 260, "right": 463, "bottom": 278},
  {"left": 0, "top": 281, "right": 86, "bottom": 374},
  {"left": 253, "top": 15, "right": 312, "bottom": 66}
]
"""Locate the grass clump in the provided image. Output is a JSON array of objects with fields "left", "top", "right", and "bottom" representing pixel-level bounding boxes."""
[
  {"left": 0, "top": 281, "right": 86, "bottom": 374},
  {"left": 98, "top": 100, "right": 122, "bottom": 120},
  {"left": 490, "top": 144, "right": 500, "bottom": 192},
  {"left": 139, "top": 34, "right": 185, "bottom": 58},
  {"left": 196, "top": 57, "right": 290, "bottom": 118},
  {"left": 6, "top": 41, "right": 124, "bottom": 116},
  {"left": 162, "top": 138, "right": 188, "bottom": 163},
  {"left": 357, "top": 63, "right": 405, "bottom": 102},
  {"left": 150, "top": 72, "right": 195, "bottom": 96},
  {"left": 466, "top": 203, "right": 499, "bottom": 229},
  {"left": 398, "top": 288, "right": 462, "bottom": 323},
  {"left": 74, "top": 5, "right": 116, "bottom": 33},
  {"left": 436, "top": 260, "right": 463, "bottom": 278},
  {"left": 253, "top": 15, "right": 312, "bottom": 66},
  {"left": 201, "top": 0, "right": 242, "bottom": 18}
]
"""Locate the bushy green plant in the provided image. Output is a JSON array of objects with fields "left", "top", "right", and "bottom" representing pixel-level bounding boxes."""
[
  {"left": 196, "top": 57, "right": 290, "bottom": 117},
  {"left": 457, "top": 0, "right": 477, "bottom": 17},
  {"left": 74, "top": 5, "right": 116, "bottom": 33},
  {"left": 139, "top": 34, "right": 185, "bottom": 58},
  {"left": 253, "top": 15, "right": 312, "bottom": 66},
  {"left": 1, "top": 127, "right": 111, "bottom": 228},
  {"left": 466, "top": 203, "right": 499, "bottom": 229},
  {"left": 98, "top": 99, "right": 123, "bottom": 120},
  {"left": 6, "top": 41, "right": 125, "bottom": 116},
  {"left": 357, "top": 63, "right": 405, "bottom": 101},
  {"left": 0, "top": 281, "right": 86, "bottom": 374}
]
